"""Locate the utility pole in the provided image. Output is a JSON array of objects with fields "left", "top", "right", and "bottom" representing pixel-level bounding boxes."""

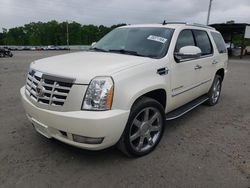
[
  {"left": 206, "top": 0, "right": 213, "bottom": 25},
  {"left": 66, "top": 21, "right": 69, "bottom": 50}
]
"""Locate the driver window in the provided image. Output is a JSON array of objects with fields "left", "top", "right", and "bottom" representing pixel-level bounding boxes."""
[{"left": 175, "top": 30, "right": 195, "bottom": 53}]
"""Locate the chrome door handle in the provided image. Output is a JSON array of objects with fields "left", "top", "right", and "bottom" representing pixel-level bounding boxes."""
[
  {"left": 194, "top": 65, "right": 202, "bottom": 70},
  {"left": 212, "top": 60, "right": 219, "bottom": 65}
]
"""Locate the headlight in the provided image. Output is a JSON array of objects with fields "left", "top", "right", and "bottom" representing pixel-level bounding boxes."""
[{"left": 82, "top": 77, "right": 114, "bottom": 111}]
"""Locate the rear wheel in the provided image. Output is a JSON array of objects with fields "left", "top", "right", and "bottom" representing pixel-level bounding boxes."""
[
  {"left": 206, "top": 75, "right": 222, "bottom": 106},
  {"left": 117, "top": 97, "right": 165, "bottom": 157}
]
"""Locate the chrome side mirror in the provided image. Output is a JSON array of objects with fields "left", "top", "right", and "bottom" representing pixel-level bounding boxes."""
[
  {"left": 91, "top": 42, "right": 97, "bottom": 47},
  {"left": 175, "top": 46, "right": 202, "bottom": 61}
]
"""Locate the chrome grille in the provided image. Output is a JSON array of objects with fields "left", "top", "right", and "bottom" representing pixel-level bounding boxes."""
[{"left": 25, "top": 70, "right": 74, "bottom": 106}]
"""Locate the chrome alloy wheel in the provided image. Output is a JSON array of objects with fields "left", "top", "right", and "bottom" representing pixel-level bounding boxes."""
[
  {"left": 212, "top": 79, "right": 221, "bottom": 103},
  {"left": 129, "top": 107, "right": 163, "bottom": 152}
]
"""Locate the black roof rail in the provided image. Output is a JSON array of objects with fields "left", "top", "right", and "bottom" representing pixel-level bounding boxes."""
[{"left": 162, "top": 21, "right": 187, "bottom": 25}]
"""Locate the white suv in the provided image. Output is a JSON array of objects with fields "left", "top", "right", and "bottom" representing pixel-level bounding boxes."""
[{"left": 20, "top": 22, "right": 228, "bottom": 157}]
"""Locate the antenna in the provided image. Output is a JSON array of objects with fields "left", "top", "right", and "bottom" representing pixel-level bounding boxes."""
[{"left": 162, "top": 20, "right": 167, "bottom": 25}]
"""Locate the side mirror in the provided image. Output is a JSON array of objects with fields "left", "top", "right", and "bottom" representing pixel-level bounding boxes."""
[
  {"left": 175, "top": 46, "right": 201, "bottom": 61},
  {"left": 91, "top": 42, "right": 97, "bottom": 47}
]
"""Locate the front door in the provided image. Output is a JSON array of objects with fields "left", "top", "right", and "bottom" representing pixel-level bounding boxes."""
[{"left": 168, "top": 29, "right": 204, "bottom": 112}]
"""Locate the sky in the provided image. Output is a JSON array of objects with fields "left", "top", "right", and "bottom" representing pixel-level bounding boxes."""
[{"left": 0, "top": 0, "right": 250, "bottom": 29}]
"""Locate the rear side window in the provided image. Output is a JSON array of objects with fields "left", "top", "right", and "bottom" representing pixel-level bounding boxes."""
[
  {"left": 175, "top": 30, "right": 195, "bottom": 52},
  {"left": 193, "top": 30, "right": 213, "bottom": 56},
  {"left": 211, "top": 32, "right": 227, "bottom": 53}
]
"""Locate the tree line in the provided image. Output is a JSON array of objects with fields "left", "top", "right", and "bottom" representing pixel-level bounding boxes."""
[{"left": 0, "top": 20, "right": 126, "bottom": 46}]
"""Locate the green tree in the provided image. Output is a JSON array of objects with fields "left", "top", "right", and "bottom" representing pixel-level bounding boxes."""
[{"left": 1, "top": 21, "right": 127, "bottom": 46}]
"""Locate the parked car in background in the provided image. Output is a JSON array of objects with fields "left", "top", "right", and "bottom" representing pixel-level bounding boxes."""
[
  {"left": 9, "top": 46, "right": 18, "bottom": 51},
  {"left": 20, "top": 23, "right": 228, "bottom": 157},
  {"left": 0, "top": 47, "right": 13, "bottom": 57}
]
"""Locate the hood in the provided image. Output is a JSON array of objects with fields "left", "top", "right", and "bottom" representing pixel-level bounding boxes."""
[{"left": 31, "top": 51, "right": 151, "bottom": 84}]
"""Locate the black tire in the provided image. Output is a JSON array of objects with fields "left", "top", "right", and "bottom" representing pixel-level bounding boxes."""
[
  {"left": 206, "top": 75, "right": 222, "bottom": 106},
  {"left": 117, "top": 97, "right": 165, "bottom": 157}
]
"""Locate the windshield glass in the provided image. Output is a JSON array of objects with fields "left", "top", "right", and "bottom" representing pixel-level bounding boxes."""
[{"left": 93, "top": 27, "right": 174, "bottom": 58}]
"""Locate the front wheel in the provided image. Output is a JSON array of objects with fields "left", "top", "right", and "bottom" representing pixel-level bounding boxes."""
[
  {"left": 117, "top": 97, "right": 165, "bottom": 157},
  {"left": 206, "top": 75, "right": 222, "bottom": 106}
]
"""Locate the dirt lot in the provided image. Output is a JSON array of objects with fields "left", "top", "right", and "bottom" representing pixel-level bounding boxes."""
[{"left": 0, "top": 51, "right": 250, "bottom": 188}]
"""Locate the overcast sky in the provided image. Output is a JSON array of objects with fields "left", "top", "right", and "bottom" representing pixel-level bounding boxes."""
[{"left": 1, "top": 0, "right": 250, "bottom": 29}]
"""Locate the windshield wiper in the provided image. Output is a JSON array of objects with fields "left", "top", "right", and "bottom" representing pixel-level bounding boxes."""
[
  {"left": 109, "top": 49, "right": 157, "bottom": 58},
  {"left": 90, "top": 47, "right": 108, "bottom": 52},
  {"left": 108, "top": 49, "right": 146, "bottom": 57},
  {"left": 91, "top": 48, "right": 156, "bottom": 58}
]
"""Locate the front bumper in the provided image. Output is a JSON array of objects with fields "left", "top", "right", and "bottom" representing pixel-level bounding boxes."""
[{"left": 20, "top": 87, "right": 130, "bottom": 150}]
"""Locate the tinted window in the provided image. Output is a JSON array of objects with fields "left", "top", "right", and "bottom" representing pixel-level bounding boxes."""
[
  {"left": 211, "top": 32, "right": 227, "bottom": 53},
  {"left": 175, "top": 30, "right": 195, "bottom": 52},
  {"left": 193, "top": 30, "right": 213, "bottom": 55}
]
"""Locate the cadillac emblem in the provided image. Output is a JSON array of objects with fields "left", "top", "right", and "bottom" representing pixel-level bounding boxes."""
[{"left": 36, "top": 79, "right": 45, "bottom": 97}]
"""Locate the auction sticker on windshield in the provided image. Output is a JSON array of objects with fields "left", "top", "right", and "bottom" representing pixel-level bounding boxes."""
[{"left": 147, "top": 35, "right": 167, "bottom": 44}]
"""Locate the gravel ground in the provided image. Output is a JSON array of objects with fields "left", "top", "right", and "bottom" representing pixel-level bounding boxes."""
[{"left": 0, "top": 51, "right": 250, "bottom": 188}]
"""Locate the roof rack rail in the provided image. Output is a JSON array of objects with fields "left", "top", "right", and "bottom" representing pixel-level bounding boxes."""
[
  {"left": 162, "top": 21, "right": 187, "bottom": 25},
  {"left": 162, "top": 21, "right": 216, "bottom": 30},
  {"left": 186, "top": 23, "right": 215, "bottom": 30}
]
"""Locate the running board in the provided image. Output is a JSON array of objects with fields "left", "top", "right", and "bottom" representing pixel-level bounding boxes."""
[{"left": 166, "top": 95, "right": 208, "bottom": 121}]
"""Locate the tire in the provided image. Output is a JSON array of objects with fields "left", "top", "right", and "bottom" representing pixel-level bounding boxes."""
[
  {"left": 206, "top": 75, "right": 222, "bottom": 106},
  {"left": 117, "top": 97, "right": 165, "bottom": 157}
]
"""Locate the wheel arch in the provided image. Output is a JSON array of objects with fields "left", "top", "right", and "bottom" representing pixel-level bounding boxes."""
[
  {"left": 130, "top": 88, "right": 167, "bottom": 111},
  {"left": 216, "top": 68, "right": 225, "bottom": 81}
]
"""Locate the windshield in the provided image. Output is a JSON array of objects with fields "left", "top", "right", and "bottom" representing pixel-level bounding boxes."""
[{"left": 93, "top": 27, "right": 174, "bottom": 58}]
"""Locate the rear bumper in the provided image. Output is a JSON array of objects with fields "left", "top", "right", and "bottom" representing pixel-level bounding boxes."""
[{"left": 20, "top": 87, "right": 130, "bottom": 150}]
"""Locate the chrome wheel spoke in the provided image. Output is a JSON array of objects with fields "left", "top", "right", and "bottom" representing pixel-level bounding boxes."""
[
  {"left": 149, "top": 112, "right": 159, "bottom": 124},
  {"left": 130, "top": 131, "right": 140, "bottom": 141},
  {"left": 150, "top": 125, "right": 161, "bottom": 132},
  {"left": 146, "top": 134, "right": 154, "bottom": 146},
  {"left": 212, "top": 79, "right": 221, "bottom": 103},
  {"left": 133, "top": 118, "right": 142, "bottom": 128},
  {"left": 137, "top": 136, "right": 144, "bottom": 151},
  {"left": 216, "top": 80, "right": 220, "bottom": 88}
]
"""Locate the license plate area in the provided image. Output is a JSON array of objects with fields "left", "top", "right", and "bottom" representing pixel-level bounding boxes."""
[{"left": 32, "top": 119, "right": 52, "bottom": 138}]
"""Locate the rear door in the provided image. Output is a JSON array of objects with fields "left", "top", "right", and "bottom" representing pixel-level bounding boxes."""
[
  {"left": 192, "top": 29, "right": 215, "bottom": 95},
  {"left": 210, "top": 31, "right": 228, "bottom": 73}
]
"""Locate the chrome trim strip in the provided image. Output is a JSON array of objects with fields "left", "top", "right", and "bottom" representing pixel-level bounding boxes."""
[
  {"left": 177, "top": 54, "right": 214, "bottom": 63},
  {"left": 166, "top": 97, "right": 209, "bottom": 120},
  {"left": 42, "top": 74, "right": 75, "bottom": 83},
  {"left": 172, "top": 85, "right": 183, "bottom": 92},
  {"left": 172, "top": 79, "right": 211, "bottom": 97},
  {"left": 30, "top": 68, "right": 76, "bottom": 83}
]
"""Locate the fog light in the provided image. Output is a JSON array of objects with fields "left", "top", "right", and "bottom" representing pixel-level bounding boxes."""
[{"left": 72, "top": 134, "right": 104, "bottom": 144}]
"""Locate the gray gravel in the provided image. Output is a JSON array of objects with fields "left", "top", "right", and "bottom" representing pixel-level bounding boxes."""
[{"left": 0, "top": 51, "right": 250, "bottom": 188}]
